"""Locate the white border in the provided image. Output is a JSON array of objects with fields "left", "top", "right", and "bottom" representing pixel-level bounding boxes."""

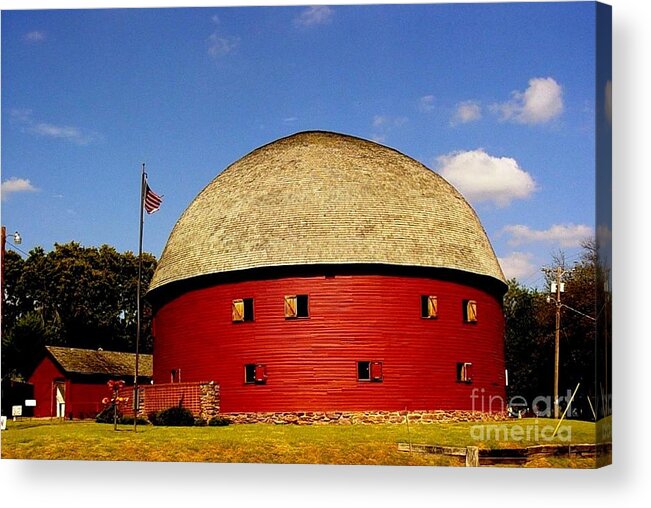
[{"left": 1, "top": 1, "right": 647, "bottom": 506}]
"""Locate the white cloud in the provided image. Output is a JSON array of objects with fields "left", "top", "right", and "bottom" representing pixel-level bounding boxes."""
[
  {"left": 451, "top": 100, "right": 482, "bottom": 125},
  {"left": 491, "top": 77, "right": 564, "bottom": 124},
  {"left": 498, "top": 252, "right": 537, "bottom": 281},
  {"left": 31, "top": 123, "right": 81, "bottom": 140},
  {"left": 10, "top": 109, "right": 33, "bottom": 122},
  {"left": 10, "top": 109, "right": 100, "bottom": 145},
  {"left": 605, "top": 80, "right": 612, "bottom": 125},
  {"left": 1, "top": 177, "right": 38, "bottom": 200},
  {"left": 206, "top": 14, "right": 238, "bottom": 59},
  {"left": 294, "top": 6, "right": 334, "bottom": 27},
  {"left": 436, "top": 149, "right": 536, "bottom": 207},
  {"left": 502, "top": 223, "right": 593, "bottom": 248},
  {"left": 30, "top": 122, "right": 100, "bottom": 145},
  {"left": 419, "top": 95, "right": 435, "bottom": 112},
  {"left": 207, "top": 33, "right": 239, "bottom": 58},
  {"left": 371, "top": 115, "right": 407, "bottom": 142},
  {"left": 372, "top": 114, "right": 406, "bottom": 128},
  {"left": 372, "top": 115, "right": 387, "bottom": 128},
  {"left": 24, "top": 31, "right": 46, "bottom": 42}
]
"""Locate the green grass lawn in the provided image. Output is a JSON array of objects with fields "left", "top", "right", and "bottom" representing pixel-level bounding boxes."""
[{"left": 1, "top": 417, "right": 602, "bottom": 468}]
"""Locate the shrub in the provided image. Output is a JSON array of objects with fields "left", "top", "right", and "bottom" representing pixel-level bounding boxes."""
[
  {"left": 119, "top": 415, "right": 149, "bottom": 426},
  {"left": 150, "top": 406, "right": 195, "bottom": 427},
  {"left": 147, "top": 411, "right": 160, "bottom": 426},
  {"left": 194, "top": 418, "right": 207, "bottom": 427},
  {"left": 96, "top": 404, "right": 122, "bottom": 424},
  {"left": 208, "top": 416, "right": 231, "bottom": 427}
]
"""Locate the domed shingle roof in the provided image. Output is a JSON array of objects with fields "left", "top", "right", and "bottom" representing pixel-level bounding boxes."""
[{"left": 149, "top": 131, "right": 505, "bottom": 293}]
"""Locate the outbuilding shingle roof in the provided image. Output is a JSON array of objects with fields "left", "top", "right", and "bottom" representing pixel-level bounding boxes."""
[
  {"left": 45, "top": 346, "right": 153, "bottom": 377},
  {"left": 149, "top": 131, "right": 505, "bottom": 293}
]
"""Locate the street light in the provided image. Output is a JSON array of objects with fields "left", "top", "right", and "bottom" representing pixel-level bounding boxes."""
[
  {"left": 1, "top": 225, "right": 23, "bottom": 314},
  {"left": 1, "top": 226, "right": 22, "bottom": 250}
]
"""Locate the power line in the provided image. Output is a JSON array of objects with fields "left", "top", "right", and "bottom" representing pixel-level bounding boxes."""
[
  {"left": 560, "top": 302, "right": 596, "bottom": 322},
  {"left": 6, "top": 241, "right": 29, "bottom": 257}
]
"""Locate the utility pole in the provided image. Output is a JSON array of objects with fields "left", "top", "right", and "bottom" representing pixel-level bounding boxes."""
[
  {"left": 544, "top": 265, "right": 565, "bottom": 419},
  {"left": 553, "top": 266, "right": 562, "bottom": 419},
  {"left": 1, "top": 226, "right": 6, "bottom": 316},
  {"left": 1, "top": 226, "right": 22, "bottom": 317}
]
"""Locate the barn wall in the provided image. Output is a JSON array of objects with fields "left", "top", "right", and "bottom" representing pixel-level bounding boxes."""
[
  {"left": 28, "top": 355, "right": 64, "bottom": 417},
  {"left": 153, "top": 274, "right": 506, "bottom": 413},
  {"left": 66, "top": 381, "right": 113, "bottom": 419},
  {"left": 29, "top": 355, "right": 133, "bottom": 419}
]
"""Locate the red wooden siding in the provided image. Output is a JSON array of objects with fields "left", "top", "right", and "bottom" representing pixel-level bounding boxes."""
[
  {"left": 29, "top": 355, "right": 126, "bottom": 419},
  {"left": 29, "top": 355, "right": 65, "bottom": 418},
  {"left": 66, "top": 382, "right": 114, "bottom": 419},
  {"left": 153, "top": 274, "right": 506, "bottom": 413}
]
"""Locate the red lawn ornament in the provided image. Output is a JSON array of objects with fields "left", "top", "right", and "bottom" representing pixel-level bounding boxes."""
[{"left": 105, "top": 380, "right": 127, "bottom": 430}]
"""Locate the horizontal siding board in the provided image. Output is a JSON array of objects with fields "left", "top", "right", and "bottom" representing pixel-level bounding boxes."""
[{"left": 154, "top": 273, "right": 505, "bottom": 412}]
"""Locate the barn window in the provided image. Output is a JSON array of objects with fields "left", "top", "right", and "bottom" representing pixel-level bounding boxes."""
[
  {"left": 232, "top": 298, "right": 254, "bottom": 322},
  {"left": 244, "top": 364, "right": 267, "bottom": 384},
  {"left": 358, "top": 361, "right": 383, "bottom": 382},
  {"left": 421, "top": 295, "right": 438, "bottom": 318},
  {"left": 463, "top": 299, "right": 478, "bottom": 323},
  {"left": 170, "top": 369, "right": 181, "bottom": 383},
  {"left": 457, "top": 362, "right": 473, "bottom": 383},
  {"left": 284, "top": 294, "right": 309, "bottom": 319}
]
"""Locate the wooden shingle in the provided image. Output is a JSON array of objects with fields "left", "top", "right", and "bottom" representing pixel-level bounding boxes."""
[
  {"left": 45, "top": 346, "right": 153, "bottom": 377},
  {"left": 149, "top": 131, "right": 506, "bottom": 293}
]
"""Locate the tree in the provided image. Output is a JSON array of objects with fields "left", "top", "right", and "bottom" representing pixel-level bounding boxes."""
[
  {"left": 504, "top": 241, "right": 601, "bottom": 418},
  {"left": 1, "top": 312, "right": 51, "bottom": 382},
  {"left": 1, "top": 242, "right": 157, "bottom": 380},
  {"left": 2, "top": 250, "right": 25, "bottom": 330},
  {"left": 504, "top": 279, "right": 553, "bottom": 406}
]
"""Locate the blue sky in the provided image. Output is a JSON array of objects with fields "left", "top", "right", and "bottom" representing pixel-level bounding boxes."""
[{"left": 1, "top": 1, "right": 607, "bottom": 288}]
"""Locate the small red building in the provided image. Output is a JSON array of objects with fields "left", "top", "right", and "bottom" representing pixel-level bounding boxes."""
[
  {"left": 28, "top": 346, "right": 152, "bottom": 419},
  {"left": 147, "top": 131, "right": 508, "bottom": 420}
]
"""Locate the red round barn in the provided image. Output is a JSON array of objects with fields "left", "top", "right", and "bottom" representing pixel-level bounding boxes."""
[{"left": 147, "top": 131, "right": 507, "bottom": 415}]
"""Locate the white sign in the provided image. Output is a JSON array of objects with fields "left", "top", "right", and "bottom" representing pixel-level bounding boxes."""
[
  {"left": 0, "top": 416, "right": 7, "bottom": 430},
  {"left": 12, "top": 405, "right": 22, "bottom": 416},
  {"left": 25, "top": 399, "right": 36, "bottom": 407}
]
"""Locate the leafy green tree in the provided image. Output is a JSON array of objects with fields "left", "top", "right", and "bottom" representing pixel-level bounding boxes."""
[
  {"left": 1, "top": 242, "right": 157, "bottom": 380},
  {"left": 504, "top": 280, "right": 553, "bottom": 406},
  {"left": 504, "top": 241, "right": 601, "bottom": 418},
  {"left": 1, "top": 311, "right": 51, "bottom": 382},
  {"left": 548, "top": 240, "right": 602, "bottom": 417},
  {"left": 1, "top": 250, "right": 25, "bottom": 329}
]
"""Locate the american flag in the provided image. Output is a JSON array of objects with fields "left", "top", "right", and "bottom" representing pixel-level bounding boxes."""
[{"left": 144, "top": 183, "right": 163, "bottom": 214}]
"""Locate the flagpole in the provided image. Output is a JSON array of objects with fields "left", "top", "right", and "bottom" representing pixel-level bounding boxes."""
[{"left": 134, "top": 162, "right": 146, "bottom": 432}]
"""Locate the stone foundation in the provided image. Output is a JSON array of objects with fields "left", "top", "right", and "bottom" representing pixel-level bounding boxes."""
[
  {"left": 198, "top": 382, "right": 220, "bottom": 421},
  {"left": 120, "top": 381, "right": 508, "bottom": 424},
  {"left": 222, "top": 410, "right": 508, "bottom": 425}
]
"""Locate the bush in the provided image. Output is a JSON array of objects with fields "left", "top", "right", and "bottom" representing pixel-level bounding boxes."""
[
  {"left": 149, "top": 406, "right": 195, "bottom": 427},
  {"left": 95, "top": 404, "right": 121, "bottom": 424},
  {"left": 119, "top": 415, "right": 149, "bottom": 426},
  {"left": 96, "top": 405, "right": 148, "bottom": 425},
  {"left": 208, "top": 416, "right": 231, "bottom": 427},
  {"left": 147, "top": 411, "right": 160, "bottom": 426},
  {"left": 194, "top": 418, "right": 207, "bottom": 427}
]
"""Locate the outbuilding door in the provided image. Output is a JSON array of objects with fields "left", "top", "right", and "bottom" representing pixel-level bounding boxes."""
[{"left": 54, "top": 382, "right": 66, "bottom": 418}]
